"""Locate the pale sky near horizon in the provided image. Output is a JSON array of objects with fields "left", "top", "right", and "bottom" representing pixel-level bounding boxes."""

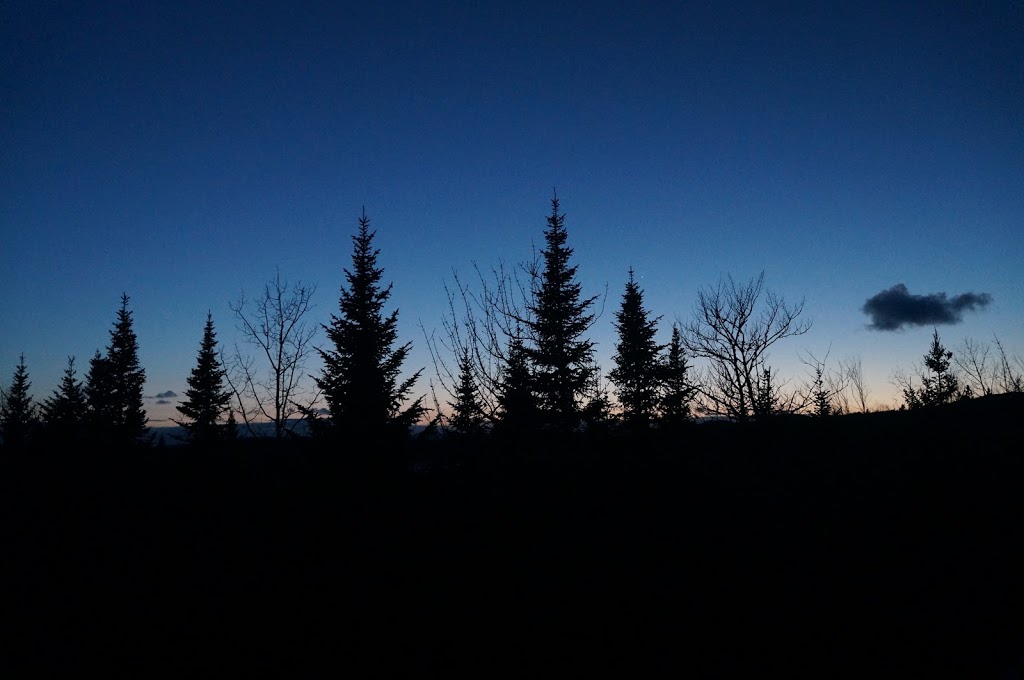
[{"left": 3, "top": 1, "right": 1022, "bottom": 425}]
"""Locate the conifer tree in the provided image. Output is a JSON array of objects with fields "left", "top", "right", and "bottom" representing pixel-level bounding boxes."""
[
  {"left": 1, "top": 353, "right": 39, "bottom": 449},
  {"left": 87, "top": 294, "right": 148, "bottom": 446},
  {"left": 41, "top": 356, "right": 88, "bottom": 443},
  {"left": 659, "top": 324, "right": 695, "bottom": 428},
  {"left": 523, "top": 192, "right": 597, "bottom": 432},
  {"left": 903, "top": 328, "right": 961, "bottom": 408},
  {"left": 609, "top": 268, "right": 664, "bottom": 431},
  {"left": 175, "top": 312, "right": 232, "bottom": 445},
  {"left": 314, "top": 209, "right": 425, "bottom": 442},
  {"left": 446, "top": 348, "right": 488, "bottom": 439},
  {"left": 84, "top": 349, "right": 113, "bottom": 437},
  {"left": 493, "top": 331, "right": 537, "bottom": 440},
  {"left": 581, "top": 362, "right": 614, "bottom": 435},
  {"left": 810, "top": 363, "right": 833, "bottom": 417},
  {"left": 224, "top": 408, "right": 239, "bottom": 441}
]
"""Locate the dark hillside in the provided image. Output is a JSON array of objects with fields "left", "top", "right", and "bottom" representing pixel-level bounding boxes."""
[{"left": 4, "top": 394, "right": 1023, "bottom": 677}]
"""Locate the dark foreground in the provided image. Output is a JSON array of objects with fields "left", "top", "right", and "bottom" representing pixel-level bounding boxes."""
[{"left": 4, "top": 396, "right": 1023, "bottom": 677}]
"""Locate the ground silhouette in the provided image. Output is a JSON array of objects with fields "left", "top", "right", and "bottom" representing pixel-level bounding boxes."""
[{"left": 3, "top": 394, "right": 1023, "bottom": 676}]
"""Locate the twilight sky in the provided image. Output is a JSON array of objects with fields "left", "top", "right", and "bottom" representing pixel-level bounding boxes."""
[{"left": 3, "top": 1, "right": 1022, "bottom": 425}]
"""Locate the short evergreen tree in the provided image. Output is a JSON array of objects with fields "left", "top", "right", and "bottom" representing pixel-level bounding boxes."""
[
  {"left": 753, "top": 367, "right": 780, "bottom": 419},
  {"left": 810, "top": 363, "right": 833, "bottom": 417},
  {"left": 174, "top": 312, "right": 232, "bottom": 445},
  {"left": 523, "top": 192, "right": 598, "bottom": 432},
  {"left": 446, "top": 348, "right": 488, "bottom": 439},
  {"left": 224, "top": 408, "right": 239, "bottom": 441},
  {"left": 659, "top": 324, "right": 695, "bottom": 428},
  {"left": 314, "top": 209, "right": 425, "bottom": 442},
  {"left": 84, "top": 349, "right": 113, "bottom": 436},
  {"left": 609, "top": 268, "right": 665, "bottom": 431},
  {"left": 493, "top": 331, "right": 537, "bottom": 440},
  {"left": 580, "top": 362, "right": 615, "bottom": 435},
  {"left": 41, "top": 356, "right": 88, "bottom": 442},
  {"left": 903, "top": 328, "right": 960, "bottom": 408},
  {"left": 87, "top": 294, "right": 148, "bottom": 446},
  {"left": 1, "top": 354, "right": 40, "bottom": 449}
]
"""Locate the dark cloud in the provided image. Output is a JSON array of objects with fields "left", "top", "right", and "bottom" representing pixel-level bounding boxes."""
[
  {"left": 156, "top": 399, "right": 171, "bottom": 405},
  {"left": 156, "top": 390, "right": 177, "bottom": 399},
  {"left": 862, "top": 283, "right": 993, "bottom": 331}
]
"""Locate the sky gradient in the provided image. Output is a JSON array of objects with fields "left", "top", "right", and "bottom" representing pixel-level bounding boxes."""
[{"left": 3, "top": 1, "right": 1022, "bottom": 425}]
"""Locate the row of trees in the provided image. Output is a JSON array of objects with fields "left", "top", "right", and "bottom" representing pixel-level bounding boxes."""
[
  {"left": 0, "top": 294, "right": 148, "bottom": 450},
  {"left": 892, "top": 328, "right": 1024, "bottom": 409},
  {"left": 4, "top": 194, "right": 1023, "bottom": 450}
]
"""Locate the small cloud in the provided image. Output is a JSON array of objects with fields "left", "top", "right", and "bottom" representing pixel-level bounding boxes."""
[
  {"left": 862, "top": 283, "right": 992, "bottom": 331},
  {"left": 156, "top": 390, "right": 177, "bottom": 399}
]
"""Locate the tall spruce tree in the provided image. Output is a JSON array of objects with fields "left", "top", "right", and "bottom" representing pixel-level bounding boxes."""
[
  {"left": 523, "top": 192, "right": 597, "bottom": 432},
  {"left": 659, "top": 324, "right": 695, "bottom": 428},
  {"left": 314, "top": 209, "right": 425, "bottom": 442},
  {"left": 41, "top": 356, "right": 88, "bottom": 443},
  {"left": 609, "top": 268, "right": 665, "bottom": 431},
  {"left": 175, "top": 312, "right": 232, "bottom": 445},
  {"left": 1, "top": 354, "right": 39, "bottom": 450},
  {"left": 87, "top": 294, "right": 148, "bottom": 447}
]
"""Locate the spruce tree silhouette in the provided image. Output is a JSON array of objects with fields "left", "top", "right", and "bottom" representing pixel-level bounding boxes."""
[
  {"left": 84, "top": 348, "right": 113, "bottom": 441},
  {"left": 447, "top": 348, "right": 488, "bottom": 439},
  {"left": 0, "top": 353, "right": 39, "bottom": 450},
  {"left": 493, "top": 329, "right": 537, "bottom": 441},
  {"left": 609, "top": 268, "right": 665, "bottom": 432},
  {"left": 902, "top": 328, "right": 961, "bottom": 408},
  {"left": 314, "top": 208, "right": 425, "bottom": 444},
  {"left": 174, "top": 312, "right": 232, "bottom": 445},
  {"left": 523, "top": 191, "right": 597, "bottom": 433},
  {"left": 41, "top": 356, "right": 88, "bottom": 444},
  {"left": 86, "top": 294, "right": 148, "bottom": 447},
  {"left": 659, "top": 324, "right": 695, "bottom": 428}
]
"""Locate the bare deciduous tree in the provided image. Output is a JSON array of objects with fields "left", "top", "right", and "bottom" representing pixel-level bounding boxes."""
[
  {"left": 954, "top": 337, "right": 993, "bottom": 396},
  {"left": 839, "top": 354, "right": 871, "bottom": 413},
  {"left": 226, "top": 269, "right": 319, "bottom": 438},
  {"left": 682, "top": 271, "right": 811, "bottom": 422},
  {"left": 799, "top": 347, "right": 849, "bottom": 416},
  {"left": 993, "top": 335, "right": 1024, "bottom": 394},
  {"left": 421, "top": 268, "right": 509, "bottom": 431}
]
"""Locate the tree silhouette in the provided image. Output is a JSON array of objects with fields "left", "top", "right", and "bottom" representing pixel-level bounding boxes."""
[
  {"left": 314, "top": 208, "right": 425, "bottom": 442},
  {"left": 446, "top": 348, "right": 488, "bottom": 439},
  {"left": 86, "top": 294, "right": 148, "bottom": 446},
  {"left": 523, "top": 192, "right": 598, "bottom": 432},
  {"left": 609, "top": 268, "right": 664, "bottom": 431},
  {"left": 1, "top": 353, "right": 39, "bottom": 450},
  {"left": 683, "top": 272, "right": 810, "bottom": 422},
  {"left": 175, "top": 312, "right": 232, "bottom": 445},
  {"left": 659, "top": 324, "right": 695, "bottom": 428},
  {"left": 580, "top": 361, "right": 615, "bottom": 435},
  {"left": 84, "top": 349, "right": 113, "bottom": 438},
  {"left": 901, "top": 328, "right": 961, "bottom": 409},
  {"left": 227, "top": 269, "right": 318, "bottom": 439},
  {"left": 492, "top": 330, "right": 537, "bottom": 440},
  {"left": 41, "top": 356, "right": 88, "bottom": 444}
]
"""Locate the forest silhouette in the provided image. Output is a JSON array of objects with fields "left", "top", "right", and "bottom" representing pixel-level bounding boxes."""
[{"left": 2, "top": 195, "right": 1023, "bottom": 675}]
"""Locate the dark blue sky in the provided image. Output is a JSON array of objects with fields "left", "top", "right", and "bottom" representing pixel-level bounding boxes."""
[{"left": 3, "top": 1, "right": 1022, "bottom": 423}]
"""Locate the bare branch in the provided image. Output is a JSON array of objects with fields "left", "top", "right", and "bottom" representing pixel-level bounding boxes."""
[
  {"left": 226, "top": 268, "right": 319, "bottom": 438},
  {"left": 682, "top": 272, "right": 811, "bottom": 422}
]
